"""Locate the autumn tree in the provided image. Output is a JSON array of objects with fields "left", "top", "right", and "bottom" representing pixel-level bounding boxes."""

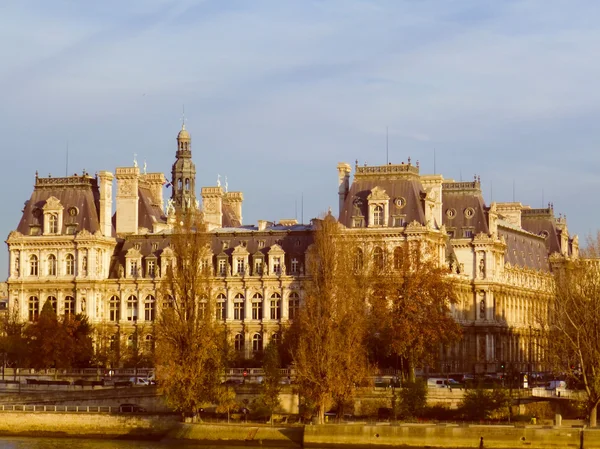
[
  {"left": 155, "top": 210, "right": 229, "bottom": 419},
  {"left": 261, "top": 341, "right": 283, "bottom": 423},
  {"left": 546, "top": 233, "right": 600, "bottom": 427},
  {"left": 291, "top": 213, "right": 370, "bottom": 424},
  {"left": 0, "top": 307, "right": 27, "bottom": 380},
  {"left": 368, "top": 240, "right": 462, "bottom": 381}
]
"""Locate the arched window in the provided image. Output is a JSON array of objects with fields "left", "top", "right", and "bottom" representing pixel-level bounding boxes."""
[
  {"left": 29, "top": 255, "right": 38, "bottom": 276},
  {"left": 144, "top": 295, "right": 155, "bottom": 321},
  {"left": 127, "top": 295, "right": 138, "bottom": 321},
  {"left": 46, "top": 296, "right": 57, "bottom": 313},
  {"left": 271, "top": 332, "right": 280, "bottom": 346},
  {"left": 49, "top": 213, "right": 58, "bottom": 234},
  {"left": 252, "top": 333, "right": 263, "bottom": 352},
  {"left": 354, "top": 248, "right": 364, "bottom": 271},
  {"left": 393, "top": 247, "right": 403, "bottom": 270},
  {"left": 163, "top": 294, "right": 174, "bottom": 310},
  {"left": 373, "top": 246, "right": 384, "bottom": 271},
  {"left": 234, "top": 293, "right": 244, "bottom": 320},
  {"left": 109, "top": 295, "right": 120, "bottom": 322},
  {"left": 28, "top": 296, "right": 39, "bottom": 321},
  {"left": 127, "top": 334, "right": 136, "bottom": 348},
  {"left": 145, "top": 335, "right": 154, "bottom": 352},
  {"left": 185, "top": 178, "right": 190, "bottom": 191},
  {"left": 47, "top": 254, "right": 57, "bottom": 276},
  {"left": 64, "top": 296, "right": 75, "bottom": 316},
  {"left": 252, "top": 293, "right": 263, "bottom": 320},
  {"left": 270, "top": 293, "right": 281, "bottom": 320},
  {"left": 288, "top": 292, "right": 300, "bottom": 320},
  {"left": 177, "top": 178, "right": 182, "bottom": 190},
  {"left": 373, "top": 205, "right": 384, "bottom": 226},
  {"left": 216, "top": 293, "right": 226, "bottom": 320},
  {"left": 235, "top": 333, "right": 244, "bottom": 351},
  {"left": 66, "top": 254, "right": 75, "bottom": 275}
]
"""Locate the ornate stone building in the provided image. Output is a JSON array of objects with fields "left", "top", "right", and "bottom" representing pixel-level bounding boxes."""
[{"left": 5, "top": 125, "right": 577, "bottom": 372}]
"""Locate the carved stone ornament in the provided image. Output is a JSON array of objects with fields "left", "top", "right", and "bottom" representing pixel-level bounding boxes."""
[
  {"left": 367, "top": 186, "right": 390, "bottom": 201},
  {"left": 43, "top": 196, "right": 63, "bottom": 211},
  {"left": 352, "top": 196, "right": 363, "bottom": 207},
  {"left": 268, "top": 244, "right": 284, "bottom": 254},
  {"left": 118, "top": 181, "right": 134, "bottom": 196},
  {"left": 204, "top": 198, "right": 217, "bottom": 213},
  {"left": 394, "top": 197, "right": 406, "bottom": 208},
  {"left": 126, "top": 247, "right": 142, "bottom": 258}
]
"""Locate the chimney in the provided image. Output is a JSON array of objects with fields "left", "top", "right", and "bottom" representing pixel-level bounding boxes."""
[
  {"left": 224, "top": 191, "right": 244, "bottom": 225},
  {"left": 141, "top": 173, "right": 166, "bottom": 210},
  {"left": 258, "top": 220, "right": 268, "bottom": 231},
  {"left": 201, "top": 186, "right": 223, "bottom": 228},
  {"left": 115, "top": 167, "right": 139, "bottom": 234},
  {"left": 337, "top": 162, "right": 351, "bottom": 218},
  {"left": 97, "top": 171, "right": 114, "bottom": 237}
]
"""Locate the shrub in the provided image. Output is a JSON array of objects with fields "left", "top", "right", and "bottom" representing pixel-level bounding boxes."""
[
  {"left": 460, "top": 386, "right": 510, "bottom": 421},
  {"left": 398, "top": 379, "right": 427, "bottom": 419}
]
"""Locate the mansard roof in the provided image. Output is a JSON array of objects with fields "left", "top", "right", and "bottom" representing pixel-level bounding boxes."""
[
  {"left": 520, "top": 207, "right": 562, "bottom": 255},
  {"left": 17, "top": 174, "right": 101, "bottom": 235},
  {"left": 442, "top": 181, "right": 489, "bottom": 236},
  {"left": 498, "top": 223, "right": 550, "bottom": 272}
]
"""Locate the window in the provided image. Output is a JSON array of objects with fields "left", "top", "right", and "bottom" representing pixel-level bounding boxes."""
[
  {"left": 13, "top": 255, "right": 19, "bottom": 276},
  {"left": 109, "top": 295, "right": 120, "bottom": 322},
  {"left": 373, "top": 246, "right": 384, "bottom": 271},
  {"left": 447, "top": 230, "right": 455, "bottom": 238},
  {"left": 216, "top": 293, "right": 226, "bottom": 320},
  {"left": 393, "top": 217, "right": 405, "bottom": 227},
  {"left": 127, "top": 334, "right": 136, "bottom": 348},
  {"left": 393, "top": 247, "right": 403, "bottom": 270},
  {"left": 49, "top": 213, "right": 58, "bottom": 234},
  {"left": 145, "top": 335, "right": 154, "bottom": 352},
  {"left": 258, "top": 240, "right": 265, "bottom": 249},
  {"left": 163, "top": 295, "right": 174, "bottom": 310},
  {"left": 463, "top": 229, "right": 474, "bottom": 238},
  {"left": 252, "top": 333, "right": 263, "bottom": 352},
  {"left": 252, "top": 293, "right": 263, "bottom": 320},
  {"left": 373, "top": 205, "right": 384, "bottom": 226},
  {"left": 236, "top": 258, "right": 245, "bottom": 275},
  {"left": 234, "top": 293, "right": 245, "bottom": 320},
  {"left": 144, "top": 295, "right": 155, "bottom": 321},
  {"left": 254, "top": 259, "right": 263, "bottom": 275},
  {"left": 64, "top": 296, "right": 75, "bottom": 316},
  {"left": 235, "top": 334, "right": 244, "bottom": 351},
  {"left": 28, "top": 296, "right": 39, "bottom": 322},
  {"left": 354, "top": 248, "right": 364, "bottom": 271},
  {"left": 271, "top": 333, "right": 280, "bottom": 346},
  {"left": 130, "top": 260, "right": 138, "bottom": 277},
  {"left": 270, "top": 293, "right": 281, "bottom": 320},
  {"left": 66, "top": 254, "right": 75, "bottom": 275},
  {"left": 29, "top": 255, "right": 38, "bottom": 276},
  {"left": 291, "top": 258, "right": 299, "bottom": 273},
  {"left": 218, "top": 259, "right": 227, "bottom": 276},
  {"left": 147, "top": 260, "right": 156, "bottom": 277},
  {"left": 47, "top": 296, "right": 57, "bottom": 314},
  {"left": 82, "top": 256, "right": 87, "bottom": 275},
  {"left": 272, "top": 257, "right": 281, "bottom": 274},
  {"left": 47, "top": 254, "right": 57, "bottom": 276},
  {"left": 289, "top": 292, "right": 300, "bottom": 320},
  {"left": 127, "top": 295, "right": 138, "bottom": 321},
  {"left": 200, "top": 258, "right": 210, "bottom": 274},
  {"left": 199, "top": 300, "right": 207, "bottom": 318}
]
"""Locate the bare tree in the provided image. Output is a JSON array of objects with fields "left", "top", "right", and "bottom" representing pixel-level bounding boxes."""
[
  {"left": 155, "top": 210, "right": 228, "bottom": 419},
  {"left": 547, "top": 233, "right": 600, "bottom": 427},
  {"left": 291, "top": 213, "right": 370, "bottom": 424},
  {"left": 368, "top": 241, "right": 462, "bottom": 381}
]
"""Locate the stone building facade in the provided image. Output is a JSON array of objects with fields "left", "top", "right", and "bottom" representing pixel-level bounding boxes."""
[{"left": 5, "top": 125, "right": 577, "bottom": 373}]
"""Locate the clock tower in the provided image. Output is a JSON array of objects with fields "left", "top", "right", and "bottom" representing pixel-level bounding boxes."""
[{"left": 171, "top": 123, "right": 197, "bottom": 212}]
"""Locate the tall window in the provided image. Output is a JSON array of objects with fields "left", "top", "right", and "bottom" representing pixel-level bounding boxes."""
[
  {"left": 28, "top": 296, "right": 39, "bottom": 322},
  {"left": 393, "top": 247, "right": 403, "bottom": 270},
  {"left": 252, "top": 293, "right": 263, "bottom": 320},
  {"left": 109, "top": 295, "right": 120, "bottom": 322},
  {"left": 29, "top": 255, "right": 38, "bottom": 276},
  {"left": 147, "top": 260, "right": 156, "bottom": 277},
  {"left": 145, "top": 335, "right": 154, "bottom": 352},
  {"left": 289, "top": 292, "right": 300, "bottom": 320},
  {"left": 218, "top": 259, "right": 227, "bottom": 276},
  {"left": 236, "top": 258, "right": 245, "bottom": 275},
  {"left": 49, "top": 213, "right": 58, "bottom": 233},
  {"left": 373, "top": 246, "right": 384, "bottom": 271},
  {"left": 373, "top": 205, "right": 384, "bottom": 226},
  {"left": 199, "top": 299, "right": 207, "bottom": 318},
  {"left": 252, "top": 333, "right": 263, "bottom": 352},
  {"left": 64, "top": 296, "right": 75, "bottom": 316},
  {"left": 273, "top": 257, "right": 281, "bottom": 274},
  {"left": 234, "top": 334, "right": 244, "bottom": 351},
  {"left": 234, "top": 293, "right": 244, "bottom": 320},
  {"left": 47, "top": 254, "right": 57, "bottom": 276},
  {"left": 130, "top": 261, "right": 138, "bottom": 277},
  {"left": 254, "top": 259, "right": 263, "bottom": 275},
  {"left": 66, "top": 254, "right": 75, "bottom": 275},
  {"left": 13, "top": 254, "right": 19, "bottom": 276},
  {"left": 127, "top": 295, "right": 138, "bottom": 321},
  {"left": 354, "top": 248, "right": 364, "bottom": 271},
  {"left": 144, "top": 295, "right": 155, "bottom": 321},
  {"left": 271, "top": 333, "right": 280, "bottom": 346},
  {"left": 216, "top": 293, "right": 226, "bottom": 320},
  {"left": 270, "top": 293, "right": 281, "bottom": 320},
  {"left": 291, "top": 258, "right": 299, "bottom": 273},
  {"left": 47, "top": 296, "right": 57, "bottom": 313}
]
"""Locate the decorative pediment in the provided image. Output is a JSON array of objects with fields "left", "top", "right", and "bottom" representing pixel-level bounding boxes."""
[
  {"left": 474, "top": 232, "right": 491, "bottom": 241},
  {"left": 268, "top": 244, "right": 284, "bottom": 255},
  {"left": 76, "top": 229, "right": 92, "bottom": 238},
  {"left": 161, "top": 246, "right": 174, "bottom": 258},
  {"left": 7, "top": 231, "right": 23, "bottom": 240},
  {"left": 43, "top": 196, "right": 63, "bottom": 211},
  {"left": 405, "top": 220, "right": 426, "bottom": 231},
  {"left": 367, "top": 186, "right": 389, "bottom": 202},
  {"left": 232, "top": 245, "right": 249, "bottom": 256},
  {"left": 125, "top": 247, "right": 142, "bottom": 258}
]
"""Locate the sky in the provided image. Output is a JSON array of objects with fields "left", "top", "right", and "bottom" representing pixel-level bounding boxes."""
[{"left": 2, "top": 0, "right": 600, "bottom": 277}]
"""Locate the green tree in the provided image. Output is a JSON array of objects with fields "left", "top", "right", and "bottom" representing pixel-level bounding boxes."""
[
  {"left": 0, "top": 308, "right": 27, "bottom": 379},
  {"left": 155, "top": 210, "right": 229, "bottom": 419},
  {"left": 398, "top": 379, "right": 427, "bottom": 419},
  {"left": 461, "top": 385, "right": 510, "bottom": 421},
  {"left": 262, "top": 342, "right": 282, "bottom": 423},
  {"left": 291, "top": 213, "right": 370, "bottom": 424},
  {"left": 215, "top": 386, "right": 239, "bottom": 423},
  {"left": 26, "top": 300, "right": 68, "bottom": 370}
]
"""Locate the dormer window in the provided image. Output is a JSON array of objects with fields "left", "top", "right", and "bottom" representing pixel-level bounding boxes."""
[
  {"left": 42, "top": 196, "right": 64, "bottom": 235},
  {"left": 291, "top": 258, "right": 299, "bottom": 274},
  {"left": 49, "top": 214, "right": 58, "bottom": 234},
  {"left": 147, "top": 259, "right": 156, "bottom": 277},
  {"left": 272, "top": 257, "right": 281, "bottom": 274},
  {"left": 236, "top": 258, "right": 245, "bottom": 275},
  {"left": 373, "top": 205, "right": 384, "bottom": 226},
  {"left": 367, "top": 186, "right": 390, "bottom": 228},
  {"left": 218, "top": 258, "right": 227, "bottom": 276}
]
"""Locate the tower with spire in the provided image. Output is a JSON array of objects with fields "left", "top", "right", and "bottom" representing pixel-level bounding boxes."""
[{"left": 171, "top": 122, "right": 197, "bottom": 212}]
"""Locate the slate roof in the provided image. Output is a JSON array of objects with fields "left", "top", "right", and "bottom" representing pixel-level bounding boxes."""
[{"left": 441, "top": 181, "right": 489, "bottom": 236}]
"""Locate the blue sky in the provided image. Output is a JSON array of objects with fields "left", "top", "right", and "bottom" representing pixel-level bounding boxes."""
[{"left": 2, "top": 0, "right": 600, "bottom": 276}]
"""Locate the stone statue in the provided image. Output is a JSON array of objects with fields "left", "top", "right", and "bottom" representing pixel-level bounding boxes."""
[
  {"left": 479, "top": 258, "right": 485, "bottom": 278},
  {"left": 166, "top": 198, "right": 175, "bottom": 216},
  {"left": 118, "top": 264, "right": 124, "bottom": 278}
]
